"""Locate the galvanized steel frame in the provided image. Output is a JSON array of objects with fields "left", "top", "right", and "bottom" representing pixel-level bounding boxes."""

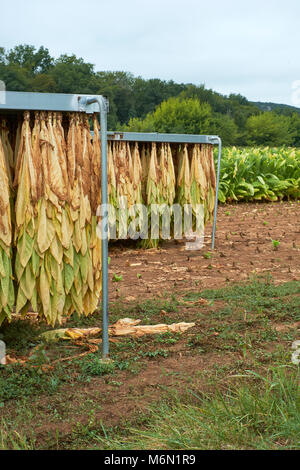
[
  {"left": 0, "top": 91, "right": 222, "bottom": 361},
  {"left": 107, "top": 131, "right": 222, "bottom": 249},
  {"left": 0, "top": 91, "right": 110, "bottom": 359},
  {"left": 0, "top": 91, "right": 101, "bottom": 113}
]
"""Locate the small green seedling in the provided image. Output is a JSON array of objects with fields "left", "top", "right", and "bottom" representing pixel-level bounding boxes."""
[
  {"left": 271, "top": 239, "right": 280, "bottom": 250},
  {"left": 203, "top": 252, "right": 212, "bottom": 259},
  {"left": 112, "top": 273, "right": 123, "bottom": 282}
]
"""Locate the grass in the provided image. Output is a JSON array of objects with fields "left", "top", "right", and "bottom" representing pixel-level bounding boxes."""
[
  {"left": 0, "top": 366, "right": 65, "bottom": 402},
  {"left": 0, "top": 275, "right": 299, "bottom": 449},
  {"left": 0, "top": 419, "right": 35, "bottom": 450},
  {"left": 93, "top": 366, "right": 300, "bottom": 450}
]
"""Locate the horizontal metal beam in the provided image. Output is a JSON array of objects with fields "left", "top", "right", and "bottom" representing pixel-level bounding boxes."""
[
  {"left": 107, "top": 131, "right": 219, "bottom": 145},
  {"left": 0, "top": 91, "right": 102, "bottom": 113},
  {"left": 0, "top": 92, "right": 219, "bottom": 146}
]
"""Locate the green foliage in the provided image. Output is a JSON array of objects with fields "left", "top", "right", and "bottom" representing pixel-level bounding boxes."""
[
  {"left": 112, "top": 273, "right": 123, "bottom": 282},
  {"left": 246, "top": 112, "right": 295, "bottom": 146},
  {"left": 217, "top": 147, "right": 300, "bottom": 202},
  {"left": 0, "top": 419, "right": 35, "bottom": 450},
  {"left": 133, "top": 78, "right": 185, "bottom": 118},
  {"left": 100, "top": 366, "right": 300, "bottom": 450},
  {"left": 0, "top": 364, "right": 61, "bottom": 400},
  {"left": 0, "top": 48, "right": 6, "bottom": 65},
  {"left": 0, "top": 63, "right": 30, "bottom": 91},
  {"left": 271, "top": 239, "right": 280, "bottom": 250},
  {"left": 79, "top": 356, "right": 116, "bottom": 377},
  {"left": 211, "top": 113, "right": 239, "bottom": 146},
  {"left": 6, "top": 45, "right": 53, "bottom": 74},
  {"left": 289, "top": 113, "right": 300, "bottom": 146},
  {"left": 124, "top": 96, "right": 212, "bottom": 134},
  {"left": 93, "top": 71, "right": 136, "bottom": 128},
  {"left": 124, "top": 94, "right": 300, "bottom": 148},
  {"left": 29, "top": 74, "right": 56, "bottom": 93},
  {"left": 49, "top": 54, "right": 95, "bottom": 94}
]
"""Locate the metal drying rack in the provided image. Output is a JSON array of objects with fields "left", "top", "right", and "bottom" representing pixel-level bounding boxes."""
[{"left": 0, "top": 91, "right": 222, "bottom": 360}]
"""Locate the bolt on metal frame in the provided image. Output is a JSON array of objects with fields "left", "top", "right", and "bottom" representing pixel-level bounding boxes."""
[{"left": 0, "top": 91, "right": 222, "bottom": 360}]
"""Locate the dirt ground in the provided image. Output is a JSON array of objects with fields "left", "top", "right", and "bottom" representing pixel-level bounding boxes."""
[{"left": 109, "top": 201, "right": 300, "bottom": 300}]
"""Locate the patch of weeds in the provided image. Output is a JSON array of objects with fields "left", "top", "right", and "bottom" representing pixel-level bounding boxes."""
[
  {"left": 107, "top": 380, "right": 123, "bottom": 387},
  {"left": 128, "top": 297, "right": 180, "bottom": 323},
  {"left": 113, "top": 338, "right": 139, "bottom": 352},
  {"left": 188, "top": 333, "right": 207, "bottom": 353},
  {"left": 27, "top": 344, "right": 51, "bottom": 369},
  {"left": 255, "top": 327, "right": 279, "bottom": 344},
  {"left": 79, "top": 355, "right": 116, "bottom": 377},
  {"left": 185, "top": 277, "right": 299, "bottom": 314},
  {"left": 211, "top": 305, "right": 236, "bottom": 318},
  {"left": 141, "top": 349, "right": 168, "bottom": 359},
  {"left": 0, "top": 364, "right": 61, "bottom": 401},
  {"left": 0, "top": 419, "right": 35, "bottom": 450},
  {"left": 114, "top": 359, "right": 130, "bottom": 371},
  {"left": 271, "top": 239, "right": 280, "bottom": 250},
  {"left": 94, "top": 366, "right": 300, "bottom": 450},
  {"left": 253, "top": 345, "right": 290, "bottom": 365},
  {"left": 154, "top": 332, "right": 181, "bottom": 344}
]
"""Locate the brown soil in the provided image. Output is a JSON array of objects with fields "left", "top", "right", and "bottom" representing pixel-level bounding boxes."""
[{"left": 109, "top": 201, "right": 300, "bottom": 301}]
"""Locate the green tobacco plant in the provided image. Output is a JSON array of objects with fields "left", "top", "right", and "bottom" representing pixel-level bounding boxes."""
[{"left": 216, "top": 147, "right": 300, "bottom": 203}]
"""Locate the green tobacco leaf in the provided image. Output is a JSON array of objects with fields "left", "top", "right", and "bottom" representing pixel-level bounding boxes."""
[
  {"left": 19, "top": 230, "right": 34, "bottom": 268},
  {"left": 64, "top": 263, "right": 74, "bottom": 294},
  {"left": 31, "top": 249, "right": 40, "bottom": 277}
]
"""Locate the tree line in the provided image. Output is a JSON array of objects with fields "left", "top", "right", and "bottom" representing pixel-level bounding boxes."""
[{"left": 0, "top": 44, "right": 299, "bottom": 146}]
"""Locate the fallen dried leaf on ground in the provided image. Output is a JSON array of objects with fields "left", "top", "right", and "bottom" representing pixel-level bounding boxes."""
[
  {"left": 109, "top": 318, "right": 195, "bottom": 337},
  {"left": 38, "top": 318, "right": 195, "bottom": 342}
]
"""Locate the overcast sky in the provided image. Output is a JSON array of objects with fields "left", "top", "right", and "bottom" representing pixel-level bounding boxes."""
[{"left": 1, "top": 0, "right": 299, "bottom": 106}]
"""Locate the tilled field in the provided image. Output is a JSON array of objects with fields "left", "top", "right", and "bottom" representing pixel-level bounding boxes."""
[{"left": 109, "top": 201, "right": 300, "bottom": 300}]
